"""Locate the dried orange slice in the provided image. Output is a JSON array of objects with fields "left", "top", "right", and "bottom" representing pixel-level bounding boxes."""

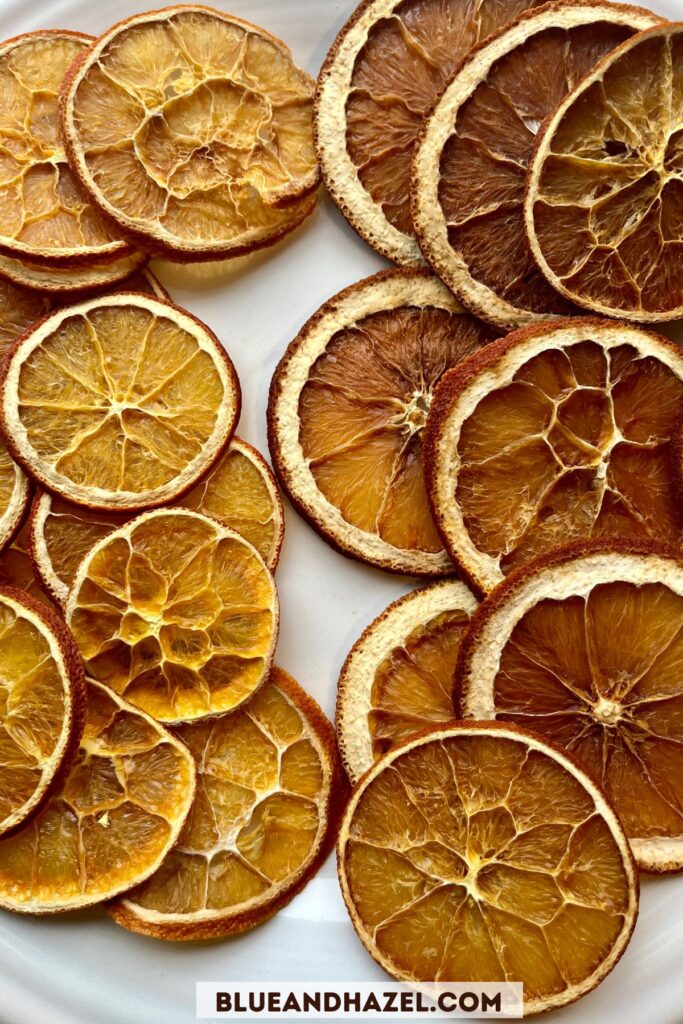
[
  {"left": 61, "top": 6, "right": 320, "bottom": 261},
  {"left": 0, "top": 586, "right": 85, "bottom": 838},
  {"left": 338, "top": 721, "right": 638, "bottom": 1013},
  {"left": 0, "top": 293, "right": 240, "bottom": 511},
  {"left": 30, "top": 437, "right": 284, "bottom": 607},
  {"left": 337, "top": 580, "right": 477, "bottom": 782},
  {"left": 0, "top": 676, "right": 195, "bottom": 912},
  {"left": 0, "top": 440, "right": 28, "bottom": 555},
  {"left": 525, "top": 23, "right": 683, "bottom": 321},
  {"left": 315, "top": 0, "right": 543, "bottom": 266},
  {"left": 66, "top": 509, "right": 279, "bottom": 724},
  {"left": 0, "top": 525, "right": 51, "bottom": 607},
  {"left": 412, "top": 1, "right": 660, "bottom": 328},
  {"left": 425, "top": 318, "right": 683, "bottom": 593},
  {"left": 268, "top": 269, "right": 498, "bottom": 575},
  {"left": 0, "top": 249, "right": 148, "bottom": 296},
  {"left": 109, "top": 666, "right": 346, "bottom": 940},
  {"left": 0, "top": 31, "right": 131, "bottom": 267},
  {"left": 460, "top": 542, "right": 683, "bottom": 872}
]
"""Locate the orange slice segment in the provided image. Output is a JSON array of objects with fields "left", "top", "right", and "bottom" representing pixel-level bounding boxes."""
[
  {"left": 0, "top": 31, "right": 131, "bottom": 267},
  {"left": 460, "top": 542, "right": 683, "bottom": 872},
  {"left": 0, "top": 440, "right": 28, "bottom": 555},
  {"left": 0, "top": 676, "right": 195, "bottom": 912},
  {"left": 61, "top": 7, "right": 319, "bottom": 261},
  {"left": 30, "top": 437, "right": 284, "bottom": 607},
  {"left": 109, "top": 666, "right": 347, "bottom": 940},
  {"left": 525, "top": 23, "right": 683, "bottom": 321},
  {"left": 0, "top": 293, "right": 240, "bottom": 511},
  {"left": 315, "top": 0, "right": 543, "bottom": 266},
  {"left": 425, "top": 318, "right": 683, "bottom": 593},
  {"left": 66, "top": 509, "right": 279, "bottom": 724},
  {"left": 337, "top": 722, "right": 638, "bottom": 1014},
  {"left": 0, "top": 249, "right": 148, "bottom": 295},
  {"left": 268, "top": 269, "right": 498, "bottom": 575},
  {"left": 337, "top": 580, "right": 477, "bottom": 782},
  {"left": 0, "top": 586, "right": 85, "bottom": 838},
  {"left": 0, "top": 525, "right": 51, "bottom": 606},
  {"left": 412, "top": 1, "right": 660, "bottom": 327}
]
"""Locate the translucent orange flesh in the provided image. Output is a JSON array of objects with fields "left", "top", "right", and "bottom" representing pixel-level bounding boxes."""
[
  {"left": 344, "top": 733, "right": 630, "bottom": 992},
  {"left": 0, "top": 277, "right": 50, "bottom": 357},
  {"left": 15, "top": 304, "right": 228, "bottom": 499},
  {"left": 0, "top": 35, "right": 121, "bottom": 257},
  {"left": 0, "top": 595, "right": 67, "bottom": 829},
  {"left": 299, "top": 306, "right": 497, "bottom": 552},
  {"left": 345, "top": 0, "right": 541, "bottom": 235},
  {"left": 531, "top": 31, "right": 683, "bottom": 314},
  {"left": 440, "top": 21, "right": 637, "bottom": 314},
  {"left": 369, "top": 609, "right": 468, "bottom": 757},
  {"left": 0, "top": 526, "right": 51, "bottom": 606},
  {"left": 70, "top": 10, "right": 317, "bottom": 249},
  {"left": 0, "top": 679, "right": 193, "bottom": 907},
  {"left": 125, "top": 676, "right": 325, "bottom": 919},
  {"left": 68, "top": 512, "right": 276, "bottom": 723},
  {"left": 456, "top": 340, "right": 683, "bottom": 571},
  {"left": 493, "top": 580, "right": 683, "bottom": 842}
]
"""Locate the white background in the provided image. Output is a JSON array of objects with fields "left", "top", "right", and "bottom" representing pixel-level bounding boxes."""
[{"left": 0, "top": 1, "right": 680, "bottom": 1021}]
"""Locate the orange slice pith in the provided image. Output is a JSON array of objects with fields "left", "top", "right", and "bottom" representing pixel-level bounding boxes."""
[
  {"left": 0, "top": 525, "right": 51, "bottom": 607},
  {"left": 268, "top": 269, "right": 498, "bottom": 575},
  {"left": 0, "top": 586, "right": 85, "bottom": 839},
  {"left": 110, "top": 666, "right": 346, "bottom": 940},
  {"left": 525, "top": 22, "right": 683, "bottom": 321},
  {"left": 66, "top": 508, "right": 279, "bottom": 724},
  {"left": 0, "top": 439, "right": 28, "bottom": 555},
  {"left": 0, "top": 249, "right": 149, "bottom": 295},
  {"left": 0, "top": 676, "right": 195, "bottom": 913},
  {"left": 411, "top": 1, "right": 661, "bottom": 328},
  {"left": 425, "top": 318, "right": 683, "bottom": 594},
  {"left": 61, "top": 5, "right": 320, "bottom": 261},
  {"left": 0, "top": 31, "right": 130, "bottom": 267},
  {"left": 459, "top": 543, "right": 683, "bottom": 873},
  {"left": 30, "top": 436, "right": 284, "bottom": 608},
  {"left": 315, "top": 0, "right": 544, "bottom": 266},
  {"left": 336, "top": 579, "right": 478, "bottom": 782},
  {"left": 0, "top": 292, "right": 240, "bottom": 511},
  {"left": 338, "top": 723, "right": 638, "bottom": 1014}
]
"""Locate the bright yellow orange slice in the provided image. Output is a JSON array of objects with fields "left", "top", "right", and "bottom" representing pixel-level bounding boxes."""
[
  {"left": 66, "top": 509, "right": 279, "bottom": 724},
  {"left": 338, "top": 722, "right": 638, "bottom": 1014},
  {"left": 460, "top": 542, "right": 683, "bottom": 872},
  {"left": 315, "top": 0, "right": 543, "bottom": 266},
  {"left": 525, "top": 23, "right": 683, "bottom": 320},
  {"left": 61, "top": 7, "right": 319, "bottom": 261},
  {"left": 337, "top": 580, "right": 477, "bottom": 782},
  {"left": 0, "top": 293, "right": 240, "bottom": 511},
  {"left": 0, "top": 676, "right": 195, "bottom": 912},
  {"left": 412, "top": 1, "right": 660, "bottom": 327},
  {"left": 425, "top": 318, "right": 683, "bottom": 593},
  {"left": 30, "top": 437, "right": 284, "bottom": 607},
  {"left": 109, "top": 666, "right": 346, "bottom": 940},
  {"left": 269, "top": 269, "right": 498, "bottom": 575},
  {"left": 0, "top": 586, "right": 85, "bottom": 838},
  {"left": 0, "top": 440, "right": 28, "bottom": 555}
]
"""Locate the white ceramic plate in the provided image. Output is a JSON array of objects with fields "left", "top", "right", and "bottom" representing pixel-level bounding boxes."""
[{"left": 0, "top": 0, "right": 680, "bottom": 1020}]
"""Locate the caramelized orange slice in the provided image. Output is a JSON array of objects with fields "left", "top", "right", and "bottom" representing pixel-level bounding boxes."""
[
  {"left": 0, "top": 249, "right": 148, "bottom": 295},
  {"left": 110, "top": 666, "right": 346, "bottom": 940},
  {"left": 0, "top": 525, "right": 51, "bottom": 606},
  {"left": 0, "top": 440, "right": 28, "bottom": 555},
  {"left": 269, "top": 269, "right": 498, "bottom": 575},
  {"left": 338, "top": 722, "right": 638, "bottom": 1013},
  {"left": 425, "top": 318, "right": 683, "bottom": 592}
]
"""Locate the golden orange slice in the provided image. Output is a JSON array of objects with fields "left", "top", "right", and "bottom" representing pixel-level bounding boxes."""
[
  {"left": 0, "top": 440, "right": 28, "bottom": 555},
  {"left": 525, "top": 23, "right": 683, "bottom": 320},
  {"left": 0, "top": 525, "right": 51, "bottom": 606},
  {"left": 30, "top": 437, "right": 284, "bottom": 607},
  {"left": 412, "top": 1, "right": 660, "bottom": 328},
  {"left": 0, "top": 249, "right": 148, "bottom": 295},
  {"left": 337, "top": 580, "right": 477, "bottom": 782},
  {"left": 0, "top": 293, "right": 240, "bottom": 511},
  {"left": 0, "top": 676, "right": 195, "bottom": 912},
  {"left": 338, "top": 722, "right": 638, "bottom": 1014},
  {"left": 460, "top": 542, "right": 683, "bottom": 872},
  {"left": 66, "top": 509, "right": 279, "bottom": 724},
  {"left": 61, "top": 6, "right": 319, "bottom": 261},
  {"left": 0, "top": 30, "right": 131, "bottom": 268},
  {"left": 268, "top": 269, "right": 498, "bottom": 575},
  {"left": 315, "top": 0, "right": 543, "bottom": 265},
  {"left": 109, "top": 666, "right": 346, "bottom": 940},
  {"left": 425, "top": 318, "right": 683, "bottom": 593},
  {"left": 0, "top": 586, "right": 85, "bottom": 838}
]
